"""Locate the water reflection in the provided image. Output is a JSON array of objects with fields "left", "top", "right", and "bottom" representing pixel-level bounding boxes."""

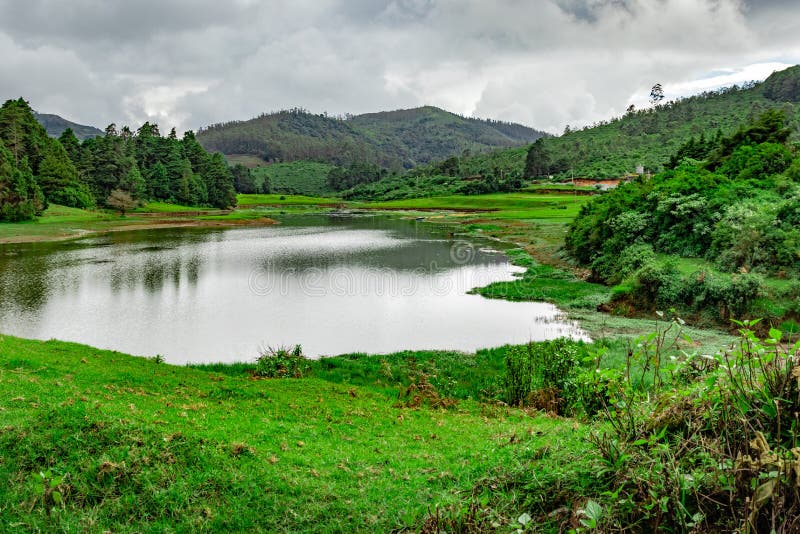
[{"left": 0, "top": 215, "right": 586, "bottom": 363}]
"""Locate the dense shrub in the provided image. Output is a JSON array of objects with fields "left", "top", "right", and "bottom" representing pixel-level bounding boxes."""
[
  {"left": 253, "top": 345, "right": 308, "bottom": 378},
  {"left": 587, "top": 322, "right": 800, "bottom": 532},
  {"left": 48, "top": 185, "right": 95, "bottom": 209},
  {"left": 503, "top": 339, "right": 583, "bottom": 412},
  {"left": 592, "top": 244, "right": 655, "bottom": 285},
  {"left": 567, "top": 110, "right": 799, "bottom": 322}
]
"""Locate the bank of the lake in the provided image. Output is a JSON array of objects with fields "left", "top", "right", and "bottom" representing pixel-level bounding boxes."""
[{"left": 0, "top": 203, "right": 281, "bottom": 245}]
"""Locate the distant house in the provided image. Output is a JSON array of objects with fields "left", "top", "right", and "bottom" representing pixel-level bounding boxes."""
[{"left": 574, "top": 178, "right": 623, "bottom": 190}]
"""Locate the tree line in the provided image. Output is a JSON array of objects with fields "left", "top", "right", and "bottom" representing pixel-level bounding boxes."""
[{"left": 0, "top": 98, "right": 242, "bottom": 222}]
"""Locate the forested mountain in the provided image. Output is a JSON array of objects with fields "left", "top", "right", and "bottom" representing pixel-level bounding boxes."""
[
  {"left": 524, "top": 66, "right": 800, "bottom": 180},
  {"left": 0, "top": 98, "right": 237, "bottom": 221},
  {"left": 346, "top": 106, "right": 546, "bottom": 166},
  {"left": 33, "top": 111, "right": 103, "bottom": 140},
  {"left": 196, "top": 106, "right": 547, "bottom": 169}
]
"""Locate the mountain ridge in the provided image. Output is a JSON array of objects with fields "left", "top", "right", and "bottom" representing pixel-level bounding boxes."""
[
  {"left": 33, "top": 111, "right": 103, "bottom": 141},
  {"left": 196, "top": 105, "right": 547, "bottom": 169}
]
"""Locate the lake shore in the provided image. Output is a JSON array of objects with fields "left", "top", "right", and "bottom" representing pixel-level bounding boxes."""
[
  {"left": 0, "top": 193, "right": 736, "bottom": 345},
  {"left": 0, "top": 202, "right": 280, "bottom": 245}
]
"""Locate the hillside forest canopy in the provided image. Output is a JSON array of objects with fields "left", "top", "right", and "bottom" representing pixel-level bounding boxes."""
[
  {"left": 566, "top": 108, "right": 800, "bottom": 320},
  {"left": 0, "top": 98, "right": 240, "bottom": 221},
  {"left": 196, "top": 106, "right": 547, "bottom": 171}
]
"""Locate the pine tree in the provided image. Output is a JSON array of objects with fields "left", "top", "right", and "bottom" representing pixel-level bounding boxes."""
[
  {"left": 0, "top": 149, "right": 44, "bottom": 221},
  {"left": 231, "top": 164, "right": 256, "bottom": 193},
  {"left": 147, "top": 162, "right": 170, "bottom": 200},
  {"left": 121, "top": 158, "right": 146, "bottom": 200},
  {"left": 58, "top": 128, "right": 82, "bottom": 163},
  {"left": 38, "top": 141, "right": 93, "bottom": 208},
  {"left": 0, "top": 98, "right": 53, "bottom": 174},
  {"left": 202, "top": 153, "right": 237, "bottom": 208}
]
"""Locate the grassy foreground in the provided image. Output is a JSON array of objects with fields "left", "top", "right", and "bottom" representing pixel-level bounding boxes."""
[{"left": 0, "top": 335, "right": 593, "bottom": 532}]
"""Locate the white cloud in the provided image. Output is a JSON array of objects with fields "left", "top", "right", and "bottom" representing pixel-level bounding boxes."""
[{"left": 0, "top": 0, "right": 797, "bottom": 134}]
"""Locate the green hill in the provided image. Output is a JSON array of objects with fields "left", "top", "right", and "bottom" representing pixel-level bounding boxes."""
[
  {"left": 346, "top": 106, "right": 546, "bottom": 166},
  {"left": 196, "top": 106, "right": 547, "bottom": 170},
  {"left": 524, "top": 66, "right": 800, "bottom": 180},
  {"left": 33, "top": 111, "right": 103, "bottom": 141},
  {"left": 341, "top": 67, "right": 800, "bottom": 200}
]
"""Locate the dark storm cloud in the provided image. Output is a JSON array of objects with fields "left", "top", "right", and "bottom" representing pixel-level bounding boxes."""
[{"left": 0, "top": 0, "right": 797, "bottom": 134}]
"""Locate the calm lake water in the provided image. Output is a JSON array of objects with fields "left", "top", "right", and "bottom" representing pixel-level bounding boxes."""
[{"left": 0, "top": 215, "right": 585, "bottom": 364}]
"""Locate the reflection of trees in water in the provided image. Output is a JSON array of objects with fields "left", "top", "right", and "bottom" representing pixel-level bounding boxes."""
[
  {"left": 0, "top": 218, "right": 505, "bottom": 316},
  {"left": 186, "top": 256, "right": 200, "bottom": 285},
  {"left": 0, "top": 248, "right": 51, "bottom": 314},
  {"left": 108, "top": 253, "right": 203, "bottom": 294},
  {"left": 0, "top": 238, "right": 207, "bottom": 319}
]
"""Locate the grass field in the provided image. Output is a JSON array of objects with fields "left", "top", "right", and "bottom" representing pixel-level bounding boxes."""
[
  {"left": 0, "top": 335, "right": 590, "bottom": 532},
  {"left": 0, "top": 203, "right": 275, "bottom": 244},
  {"left": 0, "top": 205, "right": 138, "bottom": 243},
  {"left": 133, "top": 202, "right": 221, "bottom": 213},
  {"left": 251, "top": 161, "right": 337, "bottom": 197},
  {"left": 236, "top": 193, "right": 341, "bottom": 206},
  {"left": 353, "top": 193, "right": 587, "bottom": 221},
  {"left": 223, "top": 154, "right": 268, "bottom": 168}
]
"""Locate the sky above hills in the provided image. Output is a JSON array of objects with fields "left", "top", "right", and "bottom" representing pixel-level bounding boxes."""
[{"left": 1, "top": 0, "right": 798, "bottom": 134}]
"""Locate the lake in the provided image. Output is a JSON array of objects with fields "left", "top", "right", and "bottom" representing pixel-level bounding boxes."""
[{"left": 0, "top": 215, "right": 585, "bottom": 364}]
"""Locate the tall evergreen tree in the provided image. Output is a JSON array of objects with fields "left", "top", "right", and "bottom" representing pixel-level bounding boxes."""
[
  {"left": 0, "top": 98, "right": 52, "bottom": 174},
  {"left": 203, "top": 153, "right": 237, "bottom": 208},
  {"left": 147, "top": 162, "right": 170, "bottom": 200},
  {"left": 58, "top": 128, "right": 82, "bottom": 163},
  {"left": 37, "top": 141, "right": 93, "bottom": 208},
  {"left": 0, "top": 149, "right": 44, "bottom": 221},
  {"left": 231, "top": 164, "right": 256, "bottom": 194}
]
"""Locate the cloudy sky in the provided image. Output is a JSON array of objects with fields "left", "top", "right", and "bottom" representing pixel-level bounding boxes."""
[{"left": 1, "top": 0, "right": 798, "bottom": 134}]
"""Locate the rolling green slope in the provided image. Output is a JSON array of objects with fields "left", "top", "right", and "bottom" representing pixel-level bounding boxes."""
[
  {"left": 198, "top": 109, "right": 378, "bottom": 167},
  {"left": 346, "top": 106, "right": 545, "bottom": 166},
  {"left": 523, "top": 66, "right": 800, "bottom": 180},
  {"left": 341, "top": 67, "right": 800, "bottom": 200}
]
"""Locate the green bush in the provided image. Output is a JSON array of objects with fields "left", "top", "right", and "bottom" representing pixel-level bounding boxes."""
[
  {"left": 254, "top": 345, "right": 308, "bottom": 378},
  {"left": 502, "top": 339, "right": 584, "bottom": 410},
  {"left": 503, "top": 345, "right": 534, "bottom": 406},
  {"left": 49, "top": 186, "right": 95, "bottom": 209},
  {"left": 587, "top": 321, "right": 800, "bottom": 531},
  {"left": 593, "top": 244, "right": 655, "bottom": 285},
  {"left": 631, "top": 260, "right": 682, "bottom": 308}
]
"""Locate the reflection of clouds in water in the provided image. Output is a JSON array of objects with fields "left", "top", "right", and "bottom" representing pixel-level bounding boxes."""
[{"left": 248, "top": 262, "right": 525, "bottom": 298}]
